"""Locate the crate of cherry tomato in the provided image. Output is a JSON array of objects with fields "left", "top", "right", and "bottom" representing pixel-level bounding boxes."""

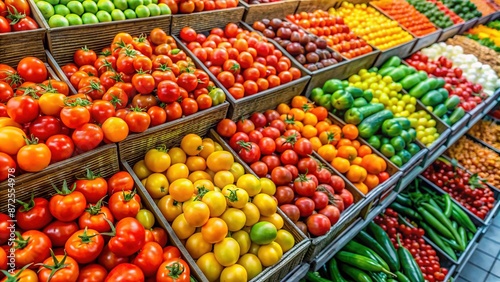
[
  {"left": 284, "top": 10, "right": 381, "bottom": 95},
  {"left": 176, "top": 22, "right": 311, "bottom": 120},
  {"left": 170, "top": 0, "right": 245, "bottom": 35},
  {"left": 250, "top": 17, "right": 353, "bottom": 98},
  {"left": 119, "top": 120, "right": 310, "bottom": 282},
  {"left": 0, "top": 160, "right": 208, "bottom": 281},
  {"left": 370, "top": 0, "right": 442, "bottom": 54},
  {"left": 0, "top": 1, "right": 46, "bottom": 67},
  {"left": 213, "top": 97, "right": 396, "bottom": 260},
  {"left": 240, "top": 0, "right": 299, "bottom": 25}
]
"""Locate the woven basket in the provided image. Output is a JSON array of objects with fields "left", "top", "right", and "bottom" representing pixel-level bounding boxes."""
[
  {"left": 30, "top": 4, "right": 172, "bottom": 65},
  {"left": 295, "top": 0, "right": 338, "bottom": 12},
  {"left": 171, "top": 6, "right": 245, "bottom": 34},
  {"left": 174, "top": 21, "right": 311, "bottom": 120},
  {"left": 0, "top": 144, "right": 119, "bottom": 213},
  {"left": 0, "top": 1, "right": 46, "bottom": 67},
  {"left": 240, "top": 0, "right": 299, "bottom": 24}
]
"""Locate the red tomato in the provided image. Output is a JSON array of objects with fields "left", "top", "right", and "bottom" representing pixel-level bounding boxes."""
[
  {"left": 78, "top": 264, "right": 108, "bottom": 282},
  {"left": 15, "top": 196, "right": 52, "bottom": 231},
  {"left": 180, "top": 27, "right": 197, "bottom": 42},
  {"left": 157, "top": 80, "right": 180, "bottom": 103},
  {"left": 125, "top": 109, "right": 151, "bottom": 133},
  {"left": 319, "top": 205, "right": 340, "bottom": 226},
  {"left": 275, "top": 186, "right": 295, "bottom": 205},
  {"left": 17, "top": 57, "right": 47, "bottom": 83},
  {"left": 339, "top": 189, "right": 354, "bottom": 208},
  {"left": 49, "top": 182, "right": 87, "bottom": 222},
  {"left": 38, "top": 253, "right": 79, "bottom": 282},
  {"left": 306, "top": 213, "right": 331, "bottom": 236},
  {"left": 46, "top": 134, "right": 74, "bottom": 163},
  {"left": 28, "top": 116, "right": 62, "bottom": 141},
  {"left": 280, "top": 204, "right": 300, "bottom": 222},
  {"left": 294, "top": 175, "right": 317, "bottom": 197},
  {"left": 295, "top": 197, "right": 315, "bottom": 217},
  {"left": 6, "top": 95, "right": 39, "bottom": 124},
  {"left": 65, "top": 228, "right": 104, "bottom": 264},
  {"left": 107, "top": 218, "right": 146, "bottom": 257},
  {"left": 271, "top": 166, "right": 292, "bottom": 185},
  {"left": 262, "top": 155, "right": 281, "bottom": 172},
  {"left": 98, "top": 245, "right": 130, "bottom": 271},
  {"left": 133, "top": 242, "right": 164, "bottom": 277},
  {"left": 72, "top": 123, "right": 104, "bottom": 152},
  {"left": 14, "top": 230, "right": 52, "bottom": 268},
  {"left": 156, "top": 258, "right": 190, "bottom": 282}
]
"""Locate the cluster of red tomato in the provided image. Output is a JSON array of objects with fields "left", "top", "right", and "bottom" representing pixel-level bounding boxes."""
[
  {"left": 0, "top": 170, "right": 192, "bottom": 282},
  {"left": 215, "top": 111, "right": 354, "bottom": 237},
  {"left": 160, "top": 0, "right": 238, "bottom": 14},
  {"left": 180, "top": 23, "right": 302, "bottom": 99},
  {"left": 405, "top": 52, "right": 486, "bottom": 112},
  {"left": 0, "top": 0, "right": 38, "bottom": 33},
  {"left": 286, "top": 10, "right": 374, "bottom": 59},
  {"left": 375, "top": 209, "right": 448, "bottom": 282}
]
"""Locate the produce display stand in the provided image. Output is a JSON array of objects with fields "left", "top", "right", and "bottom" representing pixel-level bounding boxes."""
[
  {"left": 30, "top": 6, "right": 172, "bottom": 66},
  {"left": 294, "top": 0, "right": 337, "bottom": 13},
  {"left": 170, "top": 7, "right": 245, "bottom": 34},
  {"left": 240, "top": 0, "right": 299, "bottom": 24},
  {"left": 175, "top": 22, "right": 311, "bottom": 120},
  {"left": 279, "top": 263, "right": 310, "bottom": 282}
]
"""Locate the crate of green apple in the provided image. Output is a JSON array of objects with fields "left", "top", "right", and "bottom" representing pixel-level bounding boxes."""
[
  {"left": 393, "top": 178, "right": 483, "bottom": 264},
  {"left": 405, "top": 51, "right": 489, "bottom": 123},
  {"left": 378, "top": 55, "right": 472, "bottom": 134}
]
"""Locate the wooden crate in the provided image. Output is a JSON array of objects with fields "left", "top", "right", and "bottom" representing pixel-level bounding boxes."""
[
  {"left": 30, "top": 4, "right": 172, "bottom": 65},
  {"left": 240, "top": 0, "right": 299, "bottom": 24},
  {"left": 171, "top": 6, "right": 245, "bottom": 34},
  {"left": 174, "top": 22, "right": 311, "bottom": 120},
  {"left": 121, "top": 128, "right": 310, "bottom": 282},
  {"left": 0, "top": 144, "right": 119, "bottom": 212},
  {"left": 295, "top": 0, "right": 338, "bottom": 12},
  {"left": 0, "top": 1, "right": 46, "bottom": 67}
]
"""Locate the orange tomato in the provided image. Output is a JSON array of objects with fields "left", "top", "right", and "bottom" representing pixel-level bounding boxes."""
[
  {"left": 288, "top": 108, "right": 305, "bottom": 121},
  {"left": 291, "top": 96, "right": 308, "bottom": 109},
  {"left": 276, "top": 103, "right": 290, "bottom": 115},
  {"left": 346, "top": 165, "right": 367, "bottom": 183},
  {"left": 201, "top": 218, "right": 228, "bottom": 244},
  {"left": 319, "top": 131, "right": 338, "bottom": 145},
  {"left": 310, "top": 137, "right": 322, "bottom": 152},
  {"left": 364, "top": 174, "right": 380, "bottom": 191},
  {"left": 351, "top": 140, "right": 360, "bottom": 150},
  {"left": 336, "top": 146, "right": 358, "bottom": 161},
  {"left": 318, "top": 144, "right": 337, "bottom": 162},
  {"left": 350, "top": 157, "right": 363, "bottom": 166},
  {"left": 315, "top": 121, "right": 330, "bottom": 134},
  {"left": 331, "top": 157, "right": 350, "bottom": 174},
  {"left": 342, "top": 124, "right": 358, "bottom": 140},
  {"left": 357, "top": 145, "right": 372, "bottom": 157},
  {"left": 361, "top": 154, "right": 387, "bottom": 175},
  {"left": 354, "top": 182, "right": 369, "bottom": 194},
  {"left": 310, "top": 106, "right": 328, "bottom": 121},
  {"left": 302, "top": 112, "right": 318, "bottom": 126},
  {"left": 301, "top": 125, "right": 318, "bottom": 139},
  {"left": 337, "top": 138, "right": 352, "bottom": 147}
]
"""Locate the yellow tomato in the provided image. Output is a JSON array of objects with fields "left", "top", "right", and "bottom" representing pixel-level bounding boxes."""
[
  {"left": 199, "top": 138, "right": 215, "bottom": 159},
  {"left": 144, "top": 147, "right": 171, "bottom": 173},
  {"left": 202, "top": 191, "right": 227, "bottom": 217},
  {"left": 145, "top": 173, "right": 169, "bottom": 199},
  {"left": 184, "top": 201, "right": 210, "bottom": 227},
  {"left": 169, "top": 179, "right": 194, "bottom": 202},
  {"left": 207, "top": 151, "right": 234, "bottom": 172},
  {"left": 0, "top": 117, "right": 21, "bottom": 128},
  {"left": 166, "top": 163, "right": 189, "bottom": 183},
  {"left": 214, "top": 142, "right": 224, "bottom": 151},
  {"left": 186, "top": 232, "right": 212, "bottom": 259},
  {"left": 133, "top": 160, "right": 152, "bottom": 180},
  {"left": 197, "top": 253, "right": 223, "bottom": 282},
  {"left": 168, "top": 147, "right": 186, "bottom": 164},
  {"left": 259, "top": 178, "right": 276, "bottom": 196},
  {"left": 241, "top": 202, "right": 260, "bottom": 227},
  {"left": 236, "top": 174, "right": 261, "bottom": 197},
  {"left": 194, "top": 179, "right": 215, "bottom": 192},
  {"left": 221, "top": 208, "right": 246, "bottom": 232},
  {"left": 181, "top": 134, "right": 203, "bottom": 156},
  {"left": 222, "top": 186, "right": 249, "bottom": 209},
  {"left": 214, "top": 171, "right": 235, "bottom": 188},
  {"left": 0, "top": 126, "right": 26, "bottom": 155},
  {"left": 248, "top": 242, "right": 260, "bottom": 256},
  {"left": 186, "top": 156, "right": 206, "bottom": 172},
  {"left": 189, "top": 171, "right": 212, "bottom": 183},
  {"left": 157, "top": 195, "right": 183, "bottom": 222},
  {"left": 275, "top": 230, "right": 295, "bottom": 252},
  {"left": 259, "top": 213, "right": 284, "bottom": 230},
  {"left": 220, "top": 264, "right": 247, "bottom": 282},
  {"left": 214, "top": 237, "right": 240, "bottom": 267},
  {"left": 232, "top": 230, "right": 251, "bottom": 256},
  {"left": 229, "top": 162, "right": 245, "bottom": 181},
  {"left": 238, "top": 253, "right": 263, "bottom": 280},
  {"left": 252, "top": 194, "right": 277, "bottom": 217},
  {"left": 172, "top": 214, "right": 195, "bottom": 240},
  {"left": 258, "top": 242, "right": 283, "bottom": 267}
]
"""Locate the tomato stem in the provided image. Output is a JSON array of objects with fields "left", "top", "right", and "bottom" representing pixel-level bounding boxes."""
[
  {"left": 123, "top": 189, "right": 137, "bottom": 202},
  {"left": 0, "top": 263, "right": 32, "bottom": 282},
  {"left": 85, "top": 198, "right": 105, "bottom": 215},
  {"left": 100, "top": 218, "right": 116, "bottom": 237},
  {"left": 77, "top": 168, "right": 101, "bottom": 180},
  {"left": 78, "top": 227, "right": 99, "bottom": 244},
  {"left": 13, "top": 232, "right": 30, "bottom": 249},
  {"left": 52, "top": 180, "right": 77, "bottom": 196},
  {"left": 166, "top": 261, "right": 186, "bottom": 279},
  {"left": 16, "top": 192, "right": 35, "bottom": 213},
  {"left": 38, "top": 249, "right": 70, "bottom": 282}
]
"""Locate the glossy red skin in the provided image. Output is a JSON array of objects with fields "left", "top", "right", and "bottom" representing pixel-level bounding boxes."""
[{"left": 16, "top": 197, "right": 53, "bottom": 231}]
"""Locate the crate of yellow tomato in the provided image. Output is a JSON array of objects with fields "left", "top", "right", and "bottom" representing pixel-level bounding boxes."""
[{"left": 120, "top": 123, "right": 309, "bottom": 282}]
